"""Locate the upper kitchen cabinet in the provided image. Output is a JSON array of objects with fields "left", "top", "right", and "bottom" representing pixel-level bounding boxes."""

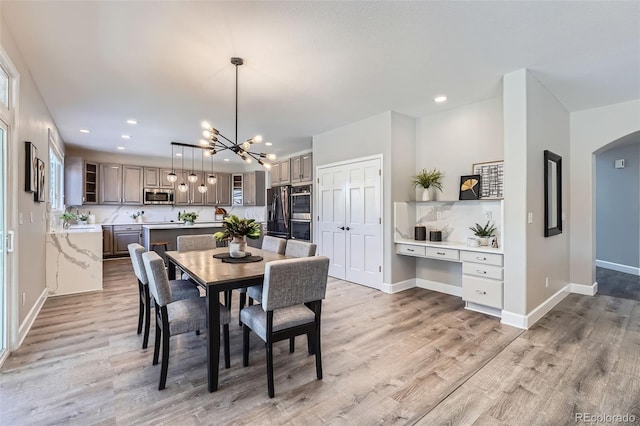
[
  {"left": 204, "top": 172, "right": 232, "bottom": 206},
  {"left": 99, "top": 164, "right": 143, "bottom": 205},
  {"left": 64, "top": 157, "right": 98, "bottom": 206},
  {"left": 243, "top": 171, "right": 266, "bottom": 206},
  {"left": 270, "top": 159, "right": 291, "bottom": 186},
  {"left": 144, "top": 167, "right": 175, "bottom": 189},
  {"left": 290, "top": 153, "right": 312, "bottom": 184},
  {"left": 174, "top": 171, "right": 205, "bottom": 206}
]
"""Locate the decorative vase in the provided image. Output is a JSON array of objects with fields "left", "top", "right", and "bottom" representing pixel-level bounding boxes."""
[
  {"left": 78, "top": 220, "right": 87, "bottom": 226},
  {"left": 421, "top": 187, "right": 432, "bottom": 201},
  {"left": 135, "top": 216, "right": 142, "bottom": 224},
  {"left": 184, "top": 221, "right": 194, "bottom": 226},
  {"left": 478, "top": 237, "right": 489, "bottom": 246},
  {"left": 229, "top": 235, "right": 247, "bottom": 258}
]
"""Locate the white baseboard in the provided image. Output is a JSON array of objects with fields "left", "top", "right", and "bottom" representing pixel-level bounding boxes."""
[
  {"left": 416, "top": 278, "right": 462, "bottom": 297},
  {"left": 595, "top": 260, "right": 640, "bottom": 276},
  {"left": 526, "top": 285, "right": 571, "bottom": 328},
  {"left": 465, "top": 302, "right": 502, "bottom": 318},
  {"left": 380, "top": 278, "right": 416, "bottom": 294},
  {"left": 570, "top": 281, "right": 598, "bottom": 296},
  {"left": 17, "top": 287, "right": 49, "bottom": 348},
  {"left": 500, "top": 310, "right": 527, "bottom": 329}
]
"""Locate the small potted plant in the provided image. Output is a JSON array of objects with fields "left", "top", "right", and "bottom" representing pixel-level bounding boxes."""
[
  {"left": 130, "top": 210, "right": 145, "bottom": 223},
  {"left": 469, "top": 221, "right": 497, "bottom": 246},
  {"left": 61, "top": 212, "right": 77, "bottom": 229},
  {"left": 179, "top": 211, "right": 198, "bottom": 225},
  {"left": 77, "top": 213, "right": 90, "bottom": 225},
  {"left": 412, "top": 168, "right": 444, "bottom": 201},
  {"left": 214, "top": 215, "right": 261, "bottom": 258}
]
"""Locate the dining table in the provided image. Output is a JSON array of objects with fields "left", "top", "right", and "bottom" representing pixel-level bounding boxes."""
[{"left": 165, "top": 246, "right": 289, "bottom": 392}]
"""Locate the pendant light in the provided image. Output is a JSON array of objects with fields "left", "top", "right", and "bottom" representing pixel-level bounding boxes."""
[
  {"left": 188, "top": 148, "right": 198, "bottom": 183},
  {"left": 197, "top": 149, "right": 208, "bottom": 194},
  {"left": 207, "top": 152, "right": 217, "bottom": 185},
  {"left": 167, "top": 145, "right": 178, "bottom": 183},
  {"left": 177, "top": 147, "right": 188, "bottom": 193}
]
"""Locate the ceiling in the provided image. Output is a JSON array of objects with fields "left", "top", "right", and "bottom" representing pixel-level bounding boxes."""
[{"left": 2, "top": 1, "right": 639, "bottom": 164}]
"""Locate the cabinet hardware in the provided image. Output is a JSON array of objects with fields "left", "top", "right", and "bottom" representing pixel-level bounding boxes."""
[
  {"left": 407, "top": 248, "right": 414, "bottom": 252},
  {"left": 476, "top": 270, "right": 487, "bottom": 274},
  {"left": 475, "top": 290, "right": 487, "bottom": 295},
  {"left": 476, "top": 256, "right": 486, "bottom": 261},
  {"left": 436, "top": 251, "right": 446, "bottom": 255}
]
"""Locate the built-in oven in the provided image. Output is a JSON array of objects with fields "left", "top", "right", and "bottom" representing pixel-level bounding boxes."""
[
  {"left": 290, "top": 219, "right": 312, "bottom": 241},
  {"left": 143, "top": 188, "right": 175, "bottom": 205},
  {"left": 290, "top": 185, "right": 311, "bottom": 220}
]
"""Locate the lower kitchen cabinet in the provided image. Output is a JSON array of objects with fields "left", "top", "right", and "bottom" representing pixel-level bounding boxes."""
[
  {"left": 112, "top": 224, "right": 142, "bottom": 255},
  {"left": 103, "top": 225, "right": 113, "bottom": 256}
]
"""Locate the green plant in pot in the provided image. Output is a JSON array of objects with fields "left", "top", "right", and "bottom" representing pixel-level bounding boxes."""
[
  {"left": 77, "top": 213, "right": 90, "bottom": 224},
  {"left": 214, "top": 215, "right": 261, "bottom": 258},
  {"left": 179, "top": 211, "right": 198, "bottom": 225},
  {"left": 61, "top": 212, "right": 77, "bottom": 229},
  {"left": 469, "top": 221, "right": 496, "bottom": 246},
  {"left": 412, "top": 168, "right": 444, "bottom": 201}
]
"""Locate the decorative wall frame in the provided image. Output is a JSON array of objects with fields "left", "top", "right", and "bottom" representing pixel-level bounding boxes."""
[
  {"left": 472, "top": 160, "right": 504, "bottom": 199},
  {"left": 35, "top": 158, "right": 46, "bottom": 203},
  {"left": 25, "top": 141, "right": 38, "bottom": 192},
  {"left": 544, "top": 150, "right": 562, "bottom": 237},
  {"left": 459, "top": 174, "right": 481, "bottom": 200}
]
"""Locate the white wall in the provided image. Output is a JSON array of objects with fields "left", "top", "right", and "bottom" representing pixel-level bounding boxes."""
[
  {"left": 1, "top": 17, "right": 63, "bottom": 328},
  {"left": 570, "top": 99, "right": 640, "bottom": 287}
]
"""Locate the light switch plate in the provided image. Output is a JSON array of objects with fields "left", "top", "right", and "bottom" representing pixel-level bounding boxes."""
[
  {"left": 527, "top": 212, "right": 533, "bottom": 224},
  {"left": 30, "top": 212, "right": 34, "bottom": 223},
  {"left": 19, "top": 213, "right": 23, "bottom": 225}
]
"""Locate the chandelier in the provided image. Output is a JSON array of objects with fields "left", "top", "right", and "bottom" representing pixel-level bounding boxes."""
[{"left": 196, "top": 57, "right": 276, "bottom": 168}]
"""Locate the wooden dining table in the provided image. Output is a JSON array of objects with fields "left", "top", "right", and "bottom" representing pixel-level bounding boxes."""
[{"left": 165, "top": 246, "right": 288, "bottom": 392}]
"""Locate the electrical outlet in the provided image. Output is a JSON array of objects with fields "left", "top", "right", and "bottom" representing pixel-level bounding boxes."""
[
  {"left": 436, "top": 211, "right": 442, "bottom": 220},
  {"left": 545, "top": 277, "right": 549, "bottom": 288},
  {"left": 22, "top": 292, "right": 26, "bottom": 306},
  {"left": 485, "top": 211, "right": 492, "bottom": 221},
  {"left": 19, "top": 213, "right": 23, "bottom": 225}
]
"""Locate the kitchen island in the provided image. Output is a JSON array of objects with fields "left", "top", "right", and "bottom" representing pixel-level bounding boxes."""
[{"left": 141, "top": 222, "right": 227, "bottom": 251}]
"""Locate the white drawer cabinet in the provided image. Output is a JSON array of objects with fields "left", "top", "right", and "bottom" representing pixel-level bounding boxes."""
[
  {"left": 396, "top": 244, "right": 426, "bottom": 257},
  {"left": 460, "top": 251, "right": 503, "bottom": 267},
  {"left": 425, "top": 247, "right": 459, "bottom": 261},
  {"left": 461, "top": 250, "right": 504, "bottom": 311},
  {"left": 462, "top": 276, "right": 503, "bottom": 309},
  {"left": 462, "top": 262, "right": 504, "bottom": 280}
]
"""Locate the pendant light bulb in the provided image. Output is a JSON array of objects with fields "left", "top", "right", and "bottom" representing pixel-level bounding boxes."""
[
  {"left": 178, "top": 182, "right": 188, "bottom": 192},
  {"left": 266, "top": 153, "right": 276, "bottom": 160},
  {"left": 208, "top": 174, "right": 217, "bottom": 185},
  {"left": 253, "top": 135, "right": 263, "bottom": 143},
  {"left": 242, "top": 141, "right": 251, "bottom": 150},
  {"left": 202, "top": 130, "right": 212, "bottom": 139},
  {"left": 167, "top": 172, "right": 178, "bottom": 183},
  {"left": 188, "top": 173, "right": 198, "bottom": 183},
  {"left": 197, "top": 183, "right": 207, "bottom": 194}
]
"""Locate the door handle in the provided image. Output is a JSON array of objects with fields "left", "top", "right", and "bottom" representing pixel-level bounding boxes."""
[
  {"left": 7, "top": 230, "right": 14, "bottom": 253},
  {"left": 338, "top": 226, "right": 345, "bottom": 230},
  {"left": 345, "top": 227, "right": 350, "bottom": 231}
]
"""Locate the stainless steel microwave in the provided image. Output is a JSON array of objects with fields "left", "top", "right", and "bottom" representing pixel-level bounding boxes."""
[{"left": 143, "top": 188, "right": 174, "bottom": 205}]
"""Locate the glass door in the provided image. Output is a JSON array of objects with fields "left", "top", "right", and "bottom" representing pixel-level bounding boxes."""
[{"left": 0, "top": 121, "right": 7, "bottom": 358}]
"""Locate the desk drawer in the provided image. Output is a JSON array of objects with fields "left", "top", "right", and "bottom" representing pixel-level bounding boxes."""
[
  {"left": 463, "top": 276, "right": 503, "bottom": 309},
  {"left": 462, "top": 262, "right": 503, "bottom": 280},
  {"left": 396, "top": 244, "right": 426, "bottom": 257},
  {"left": 424, "top": 247, "right": 459, "bottom": 261},
  {"left": 460, "top": 251, "right": 503, "bottom": 266}
]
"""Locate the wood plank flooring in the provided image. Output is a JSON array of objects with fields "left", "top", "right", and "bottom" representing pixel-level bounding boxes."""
[{"left": 1, "top": 259, "right": 638, "bottom": 425}]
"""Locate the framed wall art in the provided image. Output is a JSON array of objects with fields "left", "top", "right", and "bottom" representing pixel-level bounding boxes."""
[
  {"left": 25, "top": 141, "right": 38, "bottom": 192},
  {"left": 472, "top": 160, "right": 504, "bottom": 199},
  {"left": 459, "top": 174, "right": 481, "bottom": 200},
  {"left": 35, "top": 158, "right": 46, "bottom": 203}
]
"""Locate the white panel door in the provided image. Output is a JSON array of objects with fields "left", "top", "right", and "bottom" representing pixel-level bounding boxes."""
[
  {"left": 317, "top": 157, "right": 382, "bottom": 288},
  {"left": 345, "top": 159, "right": 382, "bottom": 286},
  {"left": 317, "top": 167, "right": 347, "bottom": 279}
]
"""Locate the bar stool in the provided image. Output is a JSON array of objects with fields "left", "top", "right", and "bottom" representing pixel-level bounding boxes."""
[{"left": 150, "top": 241, "right": 169, "bottom": 265}]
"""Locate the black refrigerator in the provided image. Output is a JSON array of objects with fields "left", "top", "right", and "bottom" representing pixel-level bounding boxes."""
[{"left": 266, "top": 186, "right": 290, "bottom": 239}]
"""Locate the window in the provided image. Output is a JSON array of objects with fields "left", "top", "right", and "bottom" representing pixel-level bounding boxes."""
[
  {"left": 49, "top": 135, "right": 64, "bottom": 211},
  {"left": 0, "top": 65, "right": 8, "bottom": 109}
]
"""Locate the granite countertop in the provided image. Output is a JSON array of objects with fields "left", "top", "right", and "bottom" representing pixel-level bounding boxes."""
[
  {"left": 394, "top": 238, "right": 503, "bottom": 254},
  {"left": 142, "top": 222, "right": 226, "bottom": 230}
]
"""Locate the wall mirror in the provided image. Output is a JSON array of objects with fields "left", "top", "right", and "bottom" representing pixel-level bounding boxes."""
[{"left": 544, "top": 150, "right": 562, "bottom": 237}]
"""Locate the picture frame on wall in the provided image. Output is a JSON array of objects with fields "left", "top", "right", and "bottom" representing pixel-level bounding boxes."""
[
  {"left": 35, "top": 158, "right": 46, "bottom": 203},
  {"left": 459, "top": 174, "right": 482, "bottom": 200},
  {"left": 472, "top": 160, "right": 504, "bottom": 199},
  {"left": 25, "top": 141, "right": 38, "bottom": 193}
]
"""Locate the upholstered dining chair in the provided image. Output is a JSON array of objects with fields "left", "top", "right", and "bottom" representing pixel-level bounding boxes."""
[
  {"left": 142, "top": 251, "right": 232, "bottom": 390},
  {"left": 237, "top": 236, "right": 286, "bottom": 325},
  {"left": 176, "top": 234, "right": 218, "bottom": 279},
  {"left": 128, "top": 243, "right": 201, "bottom": 349},
  {"left": 241, "top": 256, "right": 330, "bottom": 398}
]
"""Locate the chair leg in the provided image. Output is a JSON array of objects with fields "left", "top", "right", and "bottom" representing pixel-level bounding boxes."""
[
  {"left": 266, "top": 341, "right": 275, "bottom": 398},
  {"left": 223, "top": 324, "right": 230, "bottom": 369},
  {"left": 243, "top": 325, "right": 250, "bottom": 367},
  {"left": 137, "top": 297, "right": 144, "bottom": 335},
  {"left": 315, "top": 330, "right": 323, "bottom": 380},
  {"left": 248, "top": 297, "right": 254, "bottom": 306},
  {"left": 307, "top": 332, "right": 315, "bottom": 355},
  {"left": 289, "top": 337, "right": 295, "bottom": 353},
  {"left": 152, "top": 320, "right": 161, "bottom": 365},
  {"left": 195, "top": 330, "right": 200, "bottom": 336},
  {"left": 238, "top": 292, "right": 246, "bottom": 326},
  {"left": 159, "top": 327, "right": 170, "bottom": 390},
  {"left": 142, "top": 289, "right": 151, "bottom": 349}
]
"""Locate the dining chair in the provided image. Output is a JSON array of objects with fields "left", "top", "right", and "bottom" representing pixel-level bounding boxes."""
[
  {"left": 176, "top": 234, "right": 218, "bottom": 279},
  {"left": 142, "top": 251, "right": 232, "bottom": 390},
  {"left": 241, "top": 256, "right": 330, "bottom": 398},
  {"left": 237, "top": 236, "right": 286, "bottom": 325},
  {"left": 128, "top": 243, "right": 201, "bottom": 349}
]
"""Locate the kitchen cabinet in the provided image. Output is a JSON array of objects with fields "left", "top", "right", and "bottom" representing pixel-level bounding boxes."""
[
  {"left": 232, "top": 174, "right": 243, "bottom": 205},
  {"left": 102, "top": 225, "right": 113, "bottom": 257},
  {"left": 243, "top": 171, "right": 266, "bottom": 206},
  {"left": 270, "top": 159, "right": 291, "bottom": 186},
  {"left": 112, "top": 224, "right": 142, "bottom": 255},
  {"left": 174, "top": 171, "right": 204, "bottom": 206},
  {"left": 159, "top": 169, "right": 176, "bottom": 188},
  {"left": 144, "top": 167, "right": 176, "bottom": 189},
  {"left": 290, "top": 153, "right": 312, "bottom": 184},
  {"left": 99, "top": 164, "right": 143, "bottom": 205},
  {"left": 64, "top": 157, "right": 98, "bottom": 205},
  {"left": 205, "top": 172, "right": 231, "bottom": 206}
]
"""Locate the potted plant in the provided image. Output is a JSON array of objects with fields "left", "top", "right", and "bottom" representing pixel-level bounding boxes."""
[
  {"left": 214, "top": 215, "right": 261, "bottom": 258},
  {"left": 178, "top": 211, "right": 198, "bottom": 225},
  {"left": 77, "top": 213, "right": 90, "bottom": 225},
  {"left": 469, "top": 221, "right": 497, "bottom": 246},
  {"left": 61, "top": 212, "right": 77, "bottom": 229},
  {"left": 412, "top": 168, "right": 444, "bottom": 201},
  {"left": 130, "top": 210, "right": 145, "bottom": 223}
]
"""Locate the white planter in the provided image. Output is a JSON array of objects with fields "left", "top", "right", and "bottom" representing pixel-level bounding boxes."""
[
  {"left": 184, "top": 221, "right": 194, "bottom": 226},
  {"left": 229, "top": 236, "right": 247, "bottom": 258},
  {"left": 478, "top": 237, "right": 489, "bottom": 246}
]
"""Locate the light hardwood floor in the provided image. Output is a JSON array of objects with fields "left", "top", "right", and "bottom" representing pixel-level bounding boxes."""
[{"left": 1, "top": 259, "right": 638, "bottom": 425}]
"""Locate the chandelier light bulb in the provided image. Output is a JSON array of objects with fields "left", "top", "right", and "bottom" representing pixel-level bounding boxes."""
[
  {"left": 207, "top": 174, "right": 217, "bottom": 185},
  {"left": 178, "top": 182, "right": 188, "bottom": 192},
  {"left": 201, "top": 120, "right": 212, "bottom": 130},
  {"left": 188, "top": 173, "right": 198, "bottom": 183},
  {"left": 199, "top": 139, "right": 210, "bottom": 146},
  {"left": 263, "top": 163, "right": 272, "bottom": 170},
  {"left": 266, "top": 153, "right": 276, "bottom": 160},
  {"left": 242, "top": 141, "right": 251, "bottom": 150},
  {"left": 167, "top": 172, "right": 178, "bottom": 183},
  {"left": 253, "top": 135, "right": 263, "bottom": 143},
  {"left": 245, "top": 157, "right": 252, "bottom": 164},
  {"left": 197, "top": 183, "right": 207, "bottom": 194},
  {"left": 202, "top": 130, "right": 211, "bottom": 139}
]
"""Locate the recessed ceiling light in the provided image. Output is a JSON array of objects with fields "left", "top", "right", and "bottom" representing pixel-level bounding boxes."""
[
  {"left": 121, "top": 134, "right": 131, "bottom": 139},
  {"left": 434, "top": 95, "right": 447, "bottom": 103},
  {"left": 176, "top": 153, "right": 182, "bottom": 157},
  {"left": 265, "top": 142, "right": 273, "bottom": 146},
  {"left": 117, "top": 146, "right": 125, "bottom": 150},
  {"left": 224, "top": 158, "right": 230, "bottom": 162},
  {"left": 80, "top": 129, "right": 90, "bottom": 134},
  {"left": 126, "top": 119, "right": 138, "bottom": 125}
]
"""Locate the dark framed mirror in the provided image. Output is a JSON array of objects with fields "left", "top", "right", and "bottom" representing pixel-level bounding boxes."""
[{"left": 544, "top": 150, "right": 562, "bottom": 237}]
